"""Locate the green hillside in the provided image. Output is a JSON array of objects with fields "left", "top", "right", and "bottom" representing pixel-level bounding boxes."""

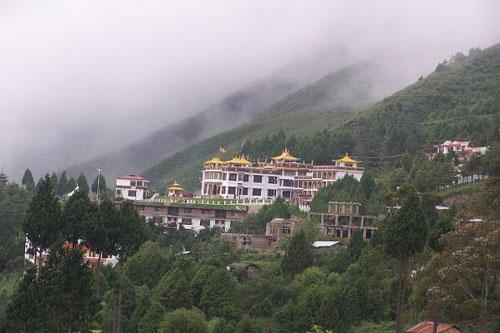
[
  {"left": 348, "top": 46, "right": 500, "bottom": 157},
  {"left": 238, "top": 44, "right": 500, "bottom": 169},
  {"left": 143, "top": 62, "right": 390, "bottom": 190}
]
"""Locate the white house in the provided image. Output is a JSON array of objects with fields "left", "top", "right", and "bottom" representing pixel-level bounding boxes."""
[
  {"left": 201, "top": 150, "right": 364, "bottom": 204},
  {"left": 115, "top": 174, "right": 150, "bottom": 201}
]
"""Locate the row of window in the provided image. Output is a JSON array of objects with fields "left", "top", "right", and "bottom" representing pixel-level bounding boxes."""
[
  {"left": 221, "top": 187, "right": 277, "bottom": 197},
  {"left": 223, "top": 173, "right": 279, "bottom": 183},
  {"left": 129, "top": 180, "right": 149, "bottom": 187}
]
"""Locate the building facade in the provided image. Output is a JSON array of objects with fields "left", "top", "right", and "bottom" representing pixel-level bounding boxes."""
[
  {"left": 115, "top": 174, "right": 150, "bottom": 201},
  {"left": 130, "top": 198, "right": 268, "bottom": 232},
  {"left": 201, "top": 150, "right": 364, "bottom": 204},
  {"left": 309, "top": 202, "right": 382, "bottom": 240},
  {"left": 432, "top": 140, "right": 488, "bottom": 162}
]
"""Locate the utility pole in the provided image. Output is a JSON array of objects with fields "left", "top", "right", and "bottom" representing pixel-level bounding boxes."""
[{"left": 96, "top": 168, "right": 102, "bottom": 203}]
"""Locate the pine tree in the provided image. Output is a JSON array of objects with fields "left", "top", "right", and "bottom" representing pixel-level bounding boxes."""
[
  {"left": 200, "top": 269, "right": 238, "bottom": 318},
  {"left": 50, "top": 172, "right": 58, "bottom": 190},
  {"left": 0, "top": 168, "right": 8, "bottom": 184},
  {"left": 57, "top": 170, "right": 68, "bottom": 196},
  {"left": 62, "top": 188, "right": 98, "bottom": 245},
  {"left": 281, "top": 230, "right": 313, "bottom": 278},
  {"left": 77, "top": 172, "right": 90, "bottom": 194},
  {"left": 154, "top": 267, "right": 192, "bottom": 310},
  {"left": 66, "top": 177, "right": 77, "bottom": 193},
  {"left": 91, "top": 173, "right": 107, "bottom": 199},
  {"left": 21, "top": 168, "right": 35, "bottom": 192},
  {"left": 22, "top": 175, "right": 63, "bottom": 261},
  {"left": 384, "top": 187, "right": 428, "bottom": 333}
]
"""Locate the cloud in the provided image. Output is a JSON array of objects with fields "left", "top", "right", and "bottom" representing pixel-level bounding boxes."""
[{"left": 1, "top": 0, "right": 499, "bottom": 180}]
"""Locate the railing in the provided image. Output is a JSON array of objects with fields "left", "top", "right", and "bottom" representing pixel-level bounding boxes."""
[{"left": 150, "top": 197, "right": 275, "bottom": 206}]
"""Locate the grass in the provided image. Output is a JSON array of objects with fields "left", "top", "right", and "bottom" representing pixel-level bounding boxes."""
[
  {"left": 240, "top": 251, "right": 282, "bottom": 271},
  {"left": 431, "top": 180, "right": 484, "bottom": 199}
]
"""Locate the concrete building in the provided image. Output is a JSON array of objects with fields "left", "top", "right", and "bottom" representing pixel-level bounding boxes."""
[
  {"left": 201, "top": 150, "right": 364, "bottom": 205},
  {"left": 115, "top": 174, "right": 150, "bottom": 201},
  {"left": 431, "top": 140, "right": 488, "bottom": 162},
  {"left": 130, "top": 197, "right": 271, "bottom": 232},
  {"left": 309, "top": 202, "right": 383, "bottom": 240}
]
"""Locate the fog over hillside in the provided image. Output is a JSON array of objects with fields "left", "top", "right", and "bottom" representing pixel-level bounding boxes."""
[{"left": 1, "top": 0, "right": 500, "bottom": 180}]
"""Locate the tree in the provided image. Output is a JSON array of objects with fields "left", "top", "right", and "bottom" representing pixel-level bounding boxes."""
[
  {"left": 115, "top": 201, "right": 146, "bottom": 260},
  {"left": 4, "top": 246, "right": 97, "bottom": 332},
  {"left": 125, "top": 241, "right": 173, "bottom": 289},
  {"left": 62, "top": 188, "right": 98, "bottom": 245},
  {"left": 159, "top": 307, "right": 208, "bottom": 333},
  {"left": 92, "top": 173, "right": 108, "bottom": 199},
  {"left": 384, "top": 187, "right": 428, "bottom": 333},
  {"left": 200, "top": 269, "right": 239, "bottom": 318},
  {"left": 77, "top": 172, "right": 90, "bottom": 194},
  {"left": 191, "top": 264, "right": 217, "bottom": 306},
  {"left": 424, "top": 223, "right": 500, "bottom": 332},
  {"left": 22, "top": 175, "right": 63, "bottom": 263},
  {"left": 360, "top": 171, "right": 376, "bottom": 200},
  {"left": 236, "top": 314, "right": 262, "bottom": 333},
  {"left": 481, "top": 143, "right": 500, "bottom": 176},
  {"left": 154, "top": 267, "right": 192, "bottom": 310},
  {"left": 57, "top": 170, "right": 68, "bottom": 196},
  {"left": 2, "top": 268, "right": 42, "bottom": 332},
  {"left": 138, "top": 300, "right": 165, "bottom": 333},
  {"left": 21, "top": 168, "right": 35, "bottom": 192},
  {"left": 0, "top": 168, "right": 7, "bottom": 184},
  {"left": 281, "top": 230, "right": 313, "bottom": 278},
  {"left": 110, "top": 201, "right": 146, "bottom": 333},
  {"left": 50, "top": 172, "right": 58, "bottom": 190},
  {"left": 66, "top": 177, "right": 77, "bottom": 192}
]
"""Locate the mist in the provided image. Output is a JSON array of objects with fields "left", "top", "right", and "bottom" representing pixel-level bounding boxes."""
[{"left": 1, "top": 0, "right": 499, "bottom": 181}]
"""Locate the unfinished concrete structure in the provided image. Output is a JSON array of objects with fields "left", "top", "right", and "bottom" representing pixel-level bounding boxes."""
[
  {"left": 309, "top": 202, "right": 382, "bottom": 240},
  {"left": 265, "top": 217, "right": 301, "bottom": 240}
]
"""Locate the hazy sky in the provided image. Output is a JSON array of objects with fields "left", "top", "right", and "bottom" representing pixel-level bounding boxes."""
[{"left": 1, "top": 0, "right": 500, "bottom": 180}]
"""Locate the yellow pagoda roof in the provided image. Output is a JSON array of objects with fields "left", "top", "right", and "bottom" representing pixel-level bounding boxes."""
[
  {"left": 335, "top": 153, "right": 358, "bottom": 164},
  {"left": 168, "top": 181, "right": 184, "bottom": 191},
  {"left": 225, "top": 155, "right": 252, "bottom": 165},
  {"left": 272, "top": 148, "right": 299, "bottom": 162},
  {"left": 204, "top": 156, "right": 224, "bottom": 165}
]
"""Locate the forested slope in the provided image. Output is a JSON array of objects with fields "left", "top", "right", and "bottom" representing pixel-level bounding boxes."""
[{"left": 143, "top": 62, "right": 390, "bottom": 190}]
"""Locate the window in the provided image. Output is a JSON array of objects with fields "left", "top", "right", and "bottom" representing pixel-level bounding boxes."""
[
  {"left": 228, "top": 187, "right": 236, "bottom": 194},
  {"left": 221, "top": 187, "right": 226, "bottom": 194},
  {"left": 283, "top": 179, "right": 294, "bottom": 187},
  {"left": 243, "top": 174, "right": 249, "bottom": 182},
  {"left": 267, "top": 189, "right": 276, "bottom": 197},
  {"left": 215, "top": 210, "right": 226, "bottom": 218},
  {"left": 137, "top": 181, "right": 143, "bottom": 187},
  {"left": 201, "top": 219, "right": 210, "bottom": 227},
  {"left": 268, "top": 176, "right": 277, "bottom": 184},
  {"left": 183, "top": 208, "right": 192, "bottom": 214},
  {"left": 130, "top": 181, "right": 136, "bottom": 186},
  {"left": 252, "top": 188, "right": 261, "bottom": 196},
  {"left": 242, "top": 187, "right": 248, "bottom": 195},
  {"left": 128, "top": 190, "right": 136, "bottom": 197},
  {"left": 283, "top": 226, "right": 291, "bottom": 235},
  {"left": 116, "top": 189, "right": 122, "bottom": 195},
  {"left": 202, "top": 209, "right": 210, "bottom": 215},
  {"left": 223, "top": 173, "right": 227, "bottom": 180},
  {"left": 253, "top": 175, "right": 262, "bottom": 183},
  {"left": 229, "top": 173, "right": 237, "bottom": 181}
]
